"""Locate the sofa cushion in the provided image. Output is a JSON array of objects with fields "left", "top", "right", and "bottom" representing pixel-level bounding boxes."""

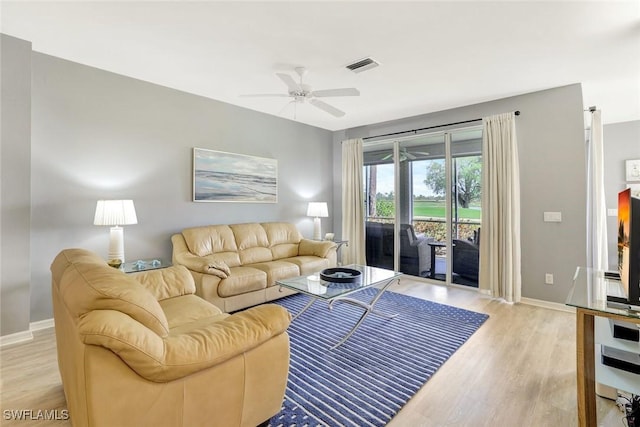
[
  {"left": 159, "top": 295, "right": 225, "bottom": 330},
  {"left": 262, "top": 222, "right": 302, "bottom": 260},
  {"left": 261, "top": 222, "right": 302, "bottom": 245},
  {"left": 218, "top": 266, "right": 268, "bottom": 298},
  {"left": 283, "top": 256, "right": 331, "bottom": 275},
  {"left": 130, "top": 265, "right": 196, "bottom": 301},
  {"left": 248, "top": 261, "right": 300, "bottom": 287},
  {"left": 270, "top": 243, "right": 299, "bottom": 260},
  {"left": 182, "top": 225, "right": 239, "bottom": 258},
  {"left": 231, "top": 223, "right": 273, "bottom": 264},
  {"left": 167, "top": 311, "right": 230, "bottom": 336}
]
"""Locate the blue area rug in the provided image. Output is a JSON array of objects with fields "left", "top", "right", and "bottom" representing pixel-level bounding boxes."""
[{"left": 268, "top": 288, "right": 489, "bottom": 427}]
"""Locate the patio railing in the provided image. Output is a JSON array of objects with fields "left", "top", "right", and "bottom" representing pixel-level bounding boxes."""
[
  {"left": 366, "top": 216, "right": 480, "bottom": 242},
  {"left": 365, "top": 216, "right": 481, "bottom": 287}
]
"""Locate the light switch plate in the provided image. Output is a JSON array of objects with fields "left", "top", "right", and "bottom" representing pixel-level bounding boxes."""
[{"left": 543, "top": 212, "right": 562, "bottom": 222}]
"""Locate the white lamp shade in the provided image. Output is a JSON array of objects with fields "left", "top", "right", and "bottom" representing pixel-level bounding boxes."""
[
  {"left": 307, "top": 202, "right": 328, "bottom": 218},
  {"left": 94, "top": 200, "right": 138, "bottom": 226},
  {"left": 307, "top": 202, "right": 328, "bottom": 240}
]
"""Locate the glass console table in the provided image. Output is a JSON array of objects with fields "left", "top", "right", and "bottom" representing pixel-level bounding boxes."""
[
  {"left": 121, "top": 259, "right": 168, "bottom": 273},
  {"left": 566, "top": 267, "right": 640, "bottom": 427}
]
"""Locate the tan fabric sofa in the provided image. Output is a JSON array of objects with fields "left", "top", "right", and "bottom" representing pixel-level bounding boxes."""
[
  {"left": 172, "top": 222, "right": 337, "bottom": 312},
  {"left": 51, "top": 248, "right": 291, "bottom": 427}
]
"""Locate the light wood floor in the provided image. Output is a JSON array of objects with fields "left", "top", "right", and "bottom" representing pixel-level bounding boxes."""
[{"left": 1, "top": 279, "right": 623, "bottom": 427}]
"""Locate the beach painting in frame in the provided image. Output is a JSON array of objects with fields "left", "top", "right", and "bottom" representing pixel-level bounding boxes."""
[{"left": 193, "top": 148, "right": 277, "bottom": 202}]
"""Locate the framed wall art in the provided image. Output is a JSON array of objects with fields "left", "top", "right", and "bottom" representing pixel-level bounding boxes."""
[
  {"left": 193, "top": 148, "right": 277, "bottom": 203},
  {"left": 626, "top": 159, "right": 640, "bottom": 182}
]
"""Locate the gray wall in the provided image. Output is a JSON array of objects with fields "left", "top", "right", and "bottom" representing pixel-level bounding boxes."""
[
  {"left": 334, "top": 84, "right": 587, "bottom": 304},
  {"left": 5, "top": 49, "right": 334, "bottom": 330},
  {"left": 1, "top": 35, "right": 32, "bottom": 336},
  {"left": 603, "top": 120, "right": 640, "bottom": 269},
  {"left": 1, "top": 32, "right": 621, "bottom": 334}
]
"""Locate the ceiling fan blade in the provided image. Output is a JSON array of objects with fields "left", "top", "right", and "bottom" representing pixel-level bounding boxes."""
[
  {"left": 309, "top": 99, "right": 345, "bottom": 117},
  {"left": 239, "top": 93, "right": 289, "bottom": 98},
  {"left": 276, "top": 73, "right": 301, "bottom": 92},
  {"left": 311, "top": 87, "right": 360, "bottom": 97},
  {"left": 312, "top": 88, "right": 360, "bottom": 97}
]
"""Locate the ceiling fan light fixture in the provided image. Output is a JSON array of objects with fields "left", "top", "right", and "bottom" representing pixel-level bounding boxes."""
[{"left": 241, "top": 66, "right": 359, "bottom": 118}]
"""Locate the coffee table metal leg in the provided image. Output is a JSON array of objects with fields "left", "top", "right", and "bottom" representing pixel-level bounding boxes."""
[
  {"left": 328, "top": 277, "right": 399, "bottom": 349},
  {"left": 291, "top": 296, "right": 316, "bottom": 321}
]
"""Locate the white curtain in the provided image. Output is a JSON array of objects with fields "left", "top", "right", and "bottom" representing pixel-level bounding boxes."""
[
  {"left": 479, "top": 113, "right": 522, "bottom": 303},
  {"left": 585, "top": 110, "right": 609, "bottom": 271},
  {"left": 341, "top": 138, "right": 366, "bottom": 265}
]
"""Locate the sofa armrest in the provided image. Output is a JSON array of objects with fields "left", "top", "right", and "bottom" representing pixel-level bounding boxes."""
[
  {"left": 172, "top": 234, "right": 209, "bottom": 271},
  {"left": 298, "top": 239, "right": 337, "bottom": 258},
  {"left": 132, "top": 265, "right": 196, "bottom": 301},
  {"left": 172, "top": 234, "right": 233, "bottom": 280},
  {"left": 79, "top": 304, "right": 291, "bottom": 383},
  {"left": 173, "top": 250, "right": 211, "bottom": 273}
]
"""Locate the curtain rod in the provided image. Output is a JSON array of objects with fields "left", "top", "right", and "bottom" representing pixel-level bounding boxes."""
[{"left": 362, "top": 110, "right": 520, "bottom": 141}]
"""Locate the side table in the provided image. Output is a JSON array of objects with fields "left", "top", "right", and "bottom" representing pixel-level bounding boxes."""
[
  {"left": 427, "top": 242, "right": 454, "bottom": 279},
  {"left": 317, "top": 239, "right": 349, "bottom": 266},
  {"left": 332, "top": 240, "right": 349, "bottom": 265},
  {"left": 121, "top": 259, "right": 169, "bottom": 273},
  {"left": 566, "top": 267, "right": 640, "bottom": 427}
]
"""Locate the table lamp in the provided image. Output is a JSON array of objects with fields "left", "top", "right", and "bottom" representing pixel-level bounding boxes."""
[
  {"left": 307, "top": 202, "right": 328, "bottom": 240},
  {"left": 93, "top": 200, "right": 137, "bottom": 267}
]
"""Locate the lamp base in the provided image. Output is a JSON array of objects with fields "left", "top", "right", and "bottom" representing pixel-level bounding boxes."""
[
  {"left": 108, "top": 226, "right": 126, "bottom": 262},
  {"left": 313, "top": 217, "right": 322, "bottom": 240},
  {"left": 107, "top": 259, "right": 123, "bottom": 269}
]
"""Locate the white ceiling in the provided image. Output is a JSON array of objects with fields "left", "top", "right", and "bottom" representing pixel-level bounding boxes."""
[{"left": 2, "top": 1, "right": 639, "bottom": 131}]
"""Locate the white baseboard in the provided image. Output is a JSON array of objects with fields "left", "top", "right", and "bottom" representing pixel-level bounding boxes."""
[
  {"left": 0, "top": 318, "right": 55, "bottom": 348},
  {"left": 520, "top": 297, "right": 576, "bottom": 313},
  {"left": 30, "top": 318, "right": 55, "bottom": 331},
  {"left": 0, "top": 330, "right": 33, "bottom": 347}
]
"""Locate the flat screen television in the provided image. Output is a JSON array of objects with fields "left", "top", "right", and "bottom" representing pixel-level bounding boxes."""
[{"left": 616, "top": 188, "right": 640, "bottom": 306}]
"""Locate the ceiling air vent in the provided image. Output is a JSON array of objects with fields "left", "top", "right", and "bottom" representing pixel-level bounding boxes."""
[{"left": 346, "top": 57, "right": 380, "bottom": 73}]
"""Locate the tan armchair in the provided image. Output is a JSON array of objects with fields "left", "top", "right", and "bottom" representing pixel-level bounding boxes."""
[{"left": 51, "top": 248, "right": 291, "bottom": 427}]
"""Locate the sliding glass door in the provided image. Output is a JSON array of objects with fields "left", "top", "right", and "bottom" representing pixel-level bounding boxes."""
[
  {"left": 450, "top": 129, "right": 482, "bottom": 286},
  {"left": 363, "top": 126, "right": 482, "bottom": 287},
  {"left": 397, "top": 134, "right": 447, "bottom": 279},
  {"left": 363, "top": 143, "right": 396, "bottom": 271}
]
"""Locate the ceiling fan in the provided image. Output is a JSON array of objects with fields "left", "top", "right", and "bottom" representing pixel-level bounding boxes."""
[
  {"left": 381, "top": 147, "right": 430, "bottom": 162},
  {"left": 241, "top": 67, "right": 360, "bottom": 118}
]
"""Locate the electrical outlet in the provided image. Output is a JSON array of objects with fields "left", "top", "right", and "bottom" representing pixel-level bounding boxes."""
[{"left": 545, "top": 273, "right": 554, "bottom": 285}]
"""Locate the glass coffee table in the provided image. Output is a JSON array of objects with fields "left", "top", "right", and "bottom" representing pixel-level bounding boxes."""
[{"left": 277, "top": 264, "right": 402, "bottom": 349}]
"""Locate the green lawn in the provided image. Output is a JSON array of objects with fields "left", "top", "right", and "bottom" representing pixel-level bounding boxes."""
[{"left": 413, "top": 200, "right": 481, "bottom": 220}]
